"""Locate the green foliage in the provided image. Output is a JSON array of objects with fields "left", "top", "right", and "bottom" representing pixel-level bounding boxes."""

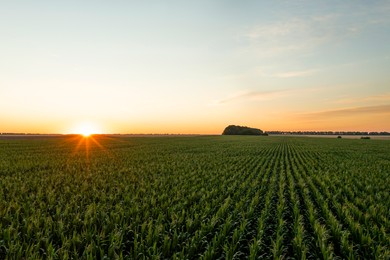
[
  {"left": 222, "top": 125, "right": 265, "bottom": 135},
  {"left": 0, "top": 135, "right": 389, "bottom": 259}
]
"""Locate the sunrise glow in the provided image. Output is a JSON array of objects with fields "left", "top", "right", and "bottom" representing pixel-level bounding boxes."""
[
  {"left": 81, "top": 132, "right": 92, "bottom": 138},
  {"left": 71, "top": 122, "right": 101, "bottom": 137}
]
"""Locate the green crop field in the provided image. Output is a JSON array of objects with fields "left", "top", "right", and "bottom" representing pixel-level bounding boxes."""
[{"left": 0, "top": 135, "right": 389, "bottom": 259}]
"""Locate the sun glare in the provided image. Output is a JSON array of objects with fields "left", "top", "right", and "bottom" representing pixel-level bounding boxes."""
[
  {"left": 71, "top": 122, "right": 101, "bottom": 137},
  {"left": 81, "top": 131, "right": 92, "bottom": 138}
]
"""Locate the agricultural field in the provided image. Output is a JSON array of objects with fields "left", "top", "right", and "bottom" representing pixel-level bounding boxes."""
[{"left": 0, "top": 135, "right": 389, "bottom": 259}]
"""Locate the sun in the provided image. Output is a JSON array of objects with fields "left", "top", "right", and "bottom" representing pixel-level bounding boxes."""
[
  {"left": 71, "top": 122, "right": 101, "bottom": 137},
  {"left": 80, "top": 130, "right": 93, "bottom": 137}
]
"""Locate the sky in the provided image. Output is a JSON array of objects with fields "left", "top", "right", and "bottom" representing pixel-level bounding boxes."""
[{"left": 1, "top": 0, "right": 390, "bottom": 134}]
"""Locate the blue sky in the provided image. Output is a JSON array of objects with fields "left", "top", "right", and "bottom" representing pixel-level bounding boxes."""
[{"left": 1, "top": 1, "right": 390, "bottom": 133}]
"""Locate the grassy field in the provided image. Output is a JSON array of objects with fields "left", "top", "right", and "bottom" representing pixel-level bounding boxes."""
[{"left": 0, "top": 135, "right": 389, "bottom": 259}]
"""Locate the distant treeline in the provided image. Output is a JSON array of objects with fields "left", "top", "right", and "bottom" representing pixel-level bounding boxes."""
[
  {"left": 0, "top": 133, "right": 62, "bottom": 135},
  {"left": 267, "top": 131, "right": 390, "bottom": 135},
  {"left": 0, "top": 133, "right": 30, "bottom": 135}
]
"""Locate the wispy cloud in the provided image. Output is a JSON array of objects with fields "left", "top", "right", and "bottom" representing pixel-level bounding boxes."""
[
  {"left": 274, "top": 69, "right": 318, "bottom": 78},
  {"left": 333, "top": 93, "right": 390, "bottom": 105},
  {"left": 297, "top": 104, "right": 390, "bottom": 120},
  {"left": 216, "top": 90, "right": 286, "bottom": 104},
  {"left": 245, "top": 16, "right": 344, "bottom": 56},
  {"left": 212, "top": 88, "right": 313, "bottom": 105},
  {"left": 245, "top": 1, "right": 390, "bottom": 58},
  {"left": 221, "top": 66, "right": 319, "bottom": 80}
]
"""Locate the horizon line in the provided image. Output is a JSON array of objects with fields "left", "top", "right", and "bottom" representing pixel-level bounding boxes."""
[{"left": 1, "top": 130, "right": 389, "bottom": 136}]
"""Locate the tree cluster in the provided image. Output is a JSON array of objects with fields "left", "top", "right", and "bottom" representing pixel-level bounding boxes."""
[{"left": 222, "top": 125, "right": 267, "bottom": 136}]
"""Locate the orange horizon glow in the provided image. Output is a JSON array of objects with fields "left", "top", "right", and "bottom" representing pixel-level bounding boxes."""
[
  {"left": 1, "top": 117, "right": 390, "bottom": 135},
  {"left": 1, "top": 98, "right": 390, "bottom": 135}
]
